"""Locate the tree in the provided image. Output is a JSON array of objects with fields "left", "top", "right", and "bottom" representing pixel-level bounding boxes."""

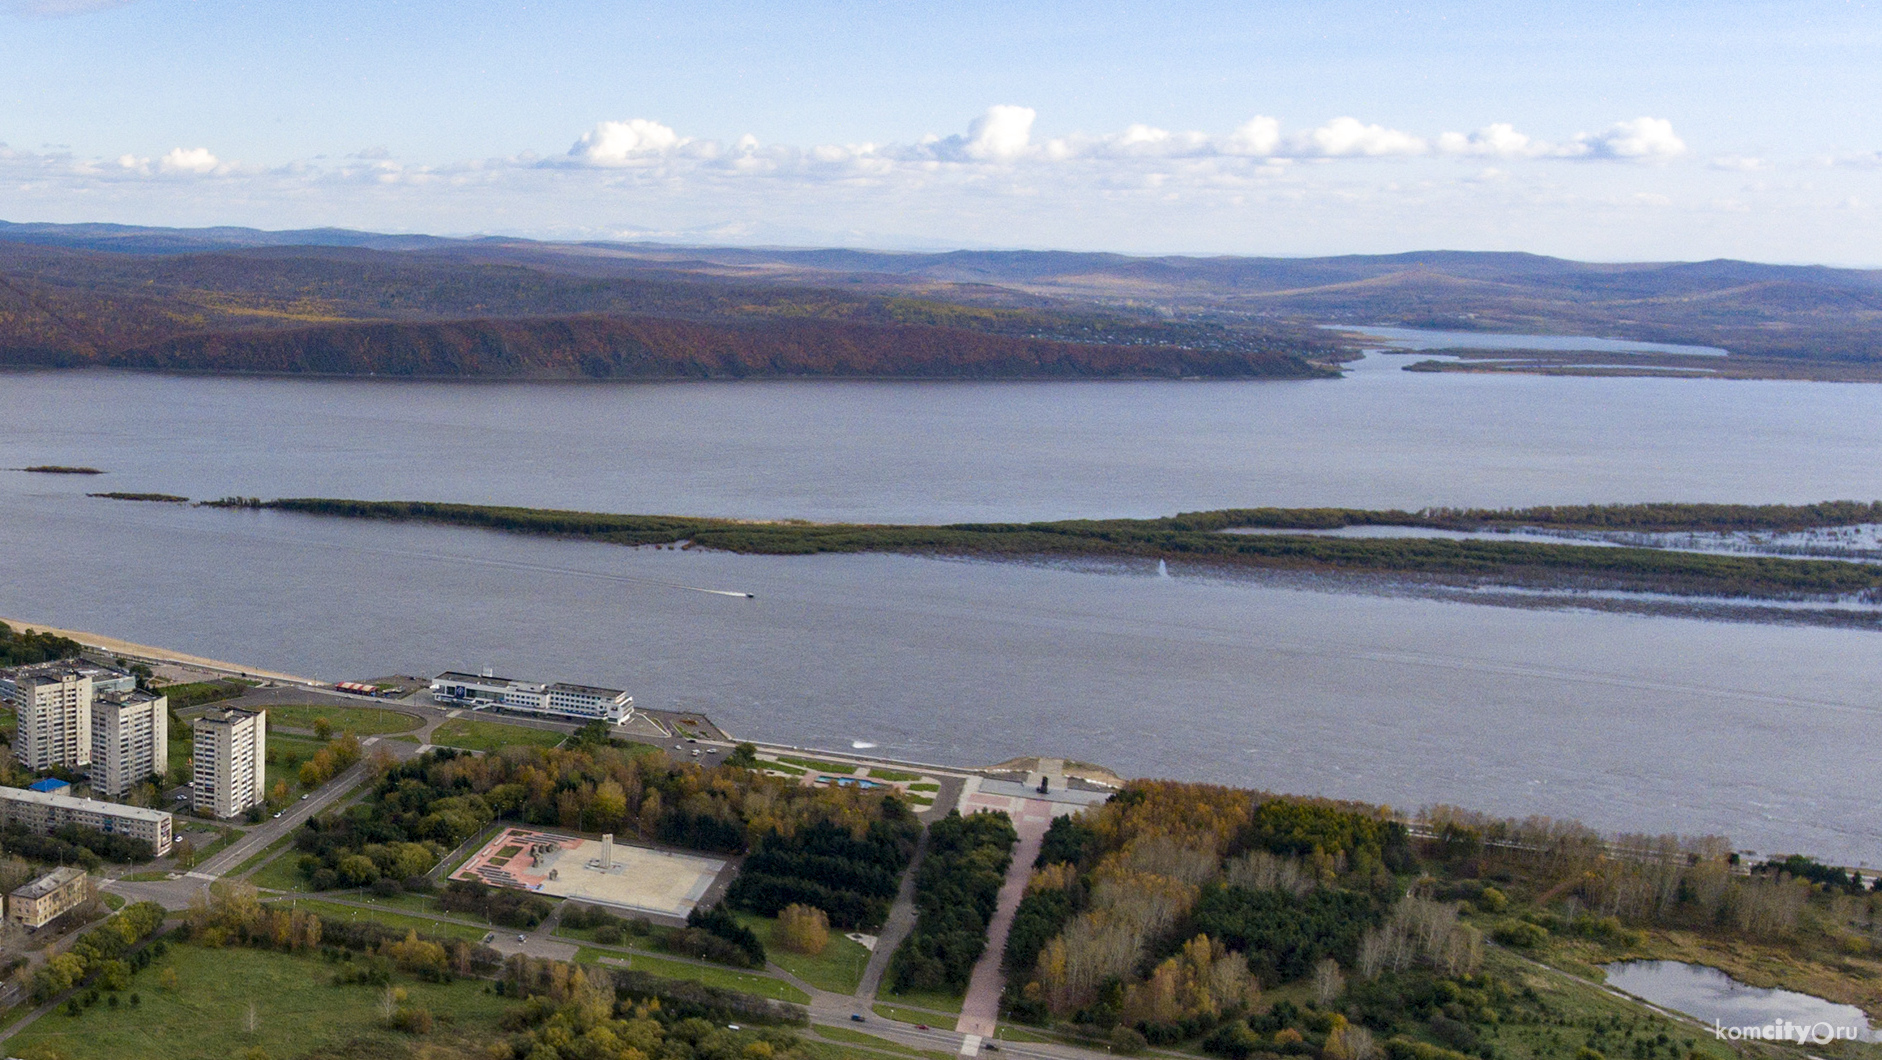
[
  {"left": 777, "top": 903, "right": 830, "bottom": 955},
  {"left": 312, "top": 718, "right": 333, "bottom": 740},
  {"left": 1313, "top": 957, "right": 1345, "bottom": 1005},
  {"left": 172, "top": 838, "right": 196, "bottom": 870}
]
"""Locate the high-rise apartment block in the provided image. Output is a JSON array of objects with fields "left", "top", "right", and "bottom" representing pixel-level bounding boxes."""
[
  {"left": 7, "top": 665, "right": 93, "bottom": 772},
  {"left": 90, "top": 690, "right": 169, "bottom": 799},
  {"left": 3, "top": 662, "right": 171, "bottom": 799},
  {"left": 192, "top": 707, "right": 265, "bottom": 818}
]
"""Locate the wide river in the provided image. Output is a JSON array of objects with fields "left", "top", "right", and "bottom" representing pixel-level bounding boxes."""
[{"left": 3, "top": 353, "right": 1880, "bottom": 863}]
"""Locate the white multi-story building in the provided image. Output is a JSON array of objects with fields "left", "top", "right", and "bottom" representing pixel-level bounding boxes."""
[
  {"left": 7, "top": 665, "right": 93, "bottom": 772},
  {"left": 431, "top": 670, "right": 634, "bottom": 723},
  {"left": 90, "top": 690, "right": 169, "bottom": 799},
  {"left": 192, "top": 707, "right": 265, "bottom": 819},
  {"left": 0, "top": 785, "right": 172, "bottom": 856}
]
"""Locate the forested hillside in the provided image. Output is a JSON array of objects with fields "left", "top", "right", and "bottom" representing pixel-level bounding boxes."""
[{"left": 0, "top": 234, "right": 1335, "bottom": 379}]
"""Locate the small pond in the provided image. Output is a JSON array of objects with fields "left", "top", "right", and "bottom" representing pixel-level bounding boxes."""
[{"left": 1604, "top": 961, "right": 1878, "bottom": 1043}]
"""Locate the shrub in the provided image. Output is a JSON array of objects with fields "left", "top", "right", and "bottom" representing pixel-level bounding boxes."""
[
  {"left": 1492, "top": 921, "right": 1548, "bottom": 949},
  {"left": 777, "top": 903, "right": 830, "bottom": 955},
  {"left": 1111, "top": 1026, "right": 1150, "bottom": 1055}
]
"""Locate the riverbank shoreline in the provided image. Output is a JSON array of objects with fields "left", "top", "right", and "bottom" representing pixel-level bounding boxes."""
[{"left": 0, "top": 616, "right": 322, "bottom": 686}]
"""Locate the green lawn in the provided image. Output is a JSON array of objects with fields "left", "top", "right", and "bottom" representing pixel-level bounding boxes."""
[
  {"left": 227, "top": 833, "right": 297, "bottom": 879},
  {"left": 247, "top": 847, "right": 314, "bottom": 892},
  {"left": 573, "top": 946, "right": 809, "bottom": 1003},
  {"left": 812, "top": 1023, "right": 954, "bottom": 1060},
  {"left": 263, "top": 734, "right": 326, "bottom": 781},
  {"left": 264, "top": 703, "right": 422, "bottom": 735},
  {"left": 875, "top": 986, "right": 964, "bottom": 1015},
  {"left": 780, "top": 756, "right": 858, "bottom": 775},
  {"left": 866, "top": 768, "right": 921, "bottom": 783},
  {"left": 739, "top": 912, "right": 872, "bottom": 994},
  {"left": 872, "top": 1001, "right": 963, "bottom": 1024},
  {"left": 431, "top": 717, "right": 566, "bottom": 752},
  {"left": 100, "top": 892, "right": 124, "bottom": 911},
  {"left": 261, "top": 897, "right": 491, "bottom": 942},
  {"left": 8, "top": 942, "right": 505, "bottom": 1060},
  {"left": 1464, "top": 947, "right": 1742, "bottom": 1060}
]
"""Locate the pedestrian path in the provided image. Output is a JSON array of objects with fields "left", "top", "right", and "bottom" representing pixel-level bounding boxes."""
[{"left": 954, "top": 794, "right": 1059, "bottom": 1039}]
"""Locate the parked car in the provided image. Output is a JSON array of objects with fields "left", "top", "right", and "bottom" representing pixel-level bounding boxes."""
[
  {"left": 483, "top": 932, "right": 495, "bottom": 943},
  {"left": 850, "top": 1015, "right": 866, "bottom": 1023}
]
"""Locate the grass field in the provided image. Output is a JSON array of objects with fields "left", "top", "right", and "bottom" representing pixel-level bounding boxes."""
[
  {"left": 8, "top": 943, "right": 504, "bottom": 1060},
  {"left": 875, "top": 987, "right": 963, "bottom": 1015},
  {"left": 261, "top": 897, "right": 492, "bottom": 942},
  {"left": 431, "top": 717, "right": 566, "bottom": 752},
  {"left": 264, "top": 703, "right": 422, "bottom": 735},
  {"left": 573, "top": 946, "right": 809, "bottom": 1003},
  {"left": 227, "top": 833, "right": 296, "bottom": 879},
  {"left": 872, "top": 1002, "right": 962, "bottom": 1024},
  {"left": 780, "top": 756, "right": 857, "bottom": 775},
  {"left": 263, "top": 734, "right": 327, "bottom": 780},
  {"left": 866, "top": 768, "right": 920, "bottom": 783},
  {"left": 247, "top": 847, "right": 313, "bottom": 891},
  {"left": 812, "top": 1023, "right": 953, "bottom": 1060},
  {"left": 739, "top": 913, "right": 872, "bottom": 994},
  {"left": 1462, "top": 947, "right": 1742, "bottom": 1060}
]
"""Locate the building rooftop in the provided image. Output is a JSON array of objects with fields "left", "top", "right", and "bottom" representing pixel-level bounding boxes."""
[
  {"left": 546, "top": 682, "right": 627, "bottom": 698},
  {"left": 96, "top": 688, "right": 165, "bottom": 707},
  {"left": 0, "top": 785, "right": 174, "bottom": 824},
  {"left": 435, "top": 670, "right": 522, "bottom": 685},
  {"left": 10, "top": 865, "right": 86, "bottom": 900},
  {"left": 1, "top": 662, "right": 93, "bottom": 686},
  {"left": 25, "top": 778, "right": 71, "bottom": 794},
  {"left": 196, "top": 706, "right": 263, "bottom": 725}
]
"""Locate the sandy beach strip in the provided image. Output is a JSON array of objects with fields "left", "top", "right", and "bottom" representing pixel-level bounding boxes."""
[{"left": 0, "top": 616, "right": 321, "bottom": 686}]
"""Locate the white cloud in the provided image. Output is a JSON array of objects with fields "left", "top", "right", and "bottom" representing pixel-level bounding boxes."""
[
  {"left": 1709, "top": 155, "right": 1768, "bottom": 172},
  {"left": 1437, "top": 123, "right": 1541, "bottom": 158},
  {"left": 569, "top": 119, "right": 686, "bottom": 165},
  {"left": 158, "top": 147, "right": 221, "bottom": 175},
  {"left": 1290, "top": 117, "right": 1427, "bottom": 157},
  {"left": 1223, "top": 116, "right": 1281, "bottom": 156},
  {"left": 1575, "top": 117, "right": 1685, "bottom": 161},
  {"left": 960, "top": 104, "right": 1036, "bottom": 160}
]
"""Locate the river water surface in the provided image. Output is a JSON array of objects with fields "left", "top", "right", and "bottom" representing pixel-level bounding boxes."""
[{"left": 2, "top": 359, "right": 1880, "bottom": 862}]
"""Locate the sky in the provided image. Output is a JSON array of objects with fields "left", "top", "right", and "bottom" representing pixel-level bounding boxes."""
[{"left": 3, "top": 0, "right": 1881, "bottom": 263}]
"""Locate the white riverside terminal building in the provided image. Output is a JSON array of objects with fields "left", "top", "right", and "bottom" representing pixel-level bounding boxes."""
[{"left": 430, "top": 671, "right": 636, "bottom": 724}]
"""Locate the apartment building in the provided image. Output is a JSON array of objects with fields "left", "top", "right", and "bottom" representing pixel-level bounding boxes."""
[
  {"left": 7, "top": 866, "right": 89, "bottom": 929},
  {"left": 192, "top": 707, "right": 265, "bottom": 818},
  {"left": 0, "top": 785, "right": 173, "bottom": 855},
  {"left": 90, "top": 689, "right": 169, "bottom": 799},
  {"left": 7, "top": 664, "right": 93, "bottom": 771}
]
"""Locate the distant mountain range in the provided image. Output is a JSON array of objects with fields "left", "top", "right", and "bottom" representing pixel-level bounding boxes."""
[{"left": 1, "top": 220, "right": 1877, "bottom": 379}]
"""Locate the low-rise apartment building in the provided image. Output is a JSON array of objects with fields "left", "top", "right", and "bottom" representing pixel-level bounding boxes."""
[
  {"left": 0, "top": 785, "right": 173, "bottom": 855},
  {"left": 7, "top": 866, "right": 90, "bottom": 929}
]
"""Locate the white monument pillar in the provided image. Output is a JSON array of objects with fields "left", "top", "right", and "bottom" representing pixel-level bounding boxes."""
[{"left": 602, "top": 833, "right": 613, "bottom": 870}]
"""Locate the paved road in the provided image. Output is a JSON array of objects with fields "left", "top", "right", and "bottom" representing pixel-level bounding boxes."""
[{"left": 956, "top": 798, "right": 1055, "bottom": 1038}]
